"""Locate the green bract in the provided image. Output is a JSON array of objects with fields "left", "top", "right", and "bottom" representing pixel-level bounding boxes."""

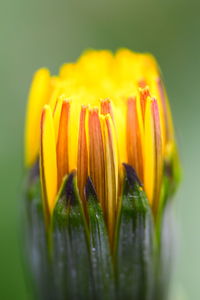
[{"left": 24, "top": 163, "right": 177, "bottom": 300}]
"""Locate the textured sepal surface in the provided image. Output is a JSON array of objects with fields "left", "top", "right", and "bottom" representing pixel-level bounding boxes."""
[{"left": 115, "top": 165, "right": 155, "bottom": 300}]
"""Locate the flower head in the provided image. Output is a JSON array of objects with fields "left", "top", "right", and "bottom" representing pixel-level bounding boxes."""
[{"left": 25, "top": 49, "right": 179, "bottom": 240}]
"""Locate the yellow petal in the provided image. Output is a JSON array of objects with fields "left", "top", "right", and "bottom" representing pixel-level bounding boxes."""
[
  {"left": 59, "top": 63, "right": 77, "bottom": 79},
  {"left": 144, "top": 98, "right": 155, "bottom": 204},
  {"left": 40, "top": 105, "right": 58, "bottom": 220},
  {"left": 113, "top": 99, "right": 127, "bottom": 166},
  {"left": 67, "top": 101, "right": 80, "bottom": 171},
  {"left": 144, "top": 98, "right": 163, "bottom": 213},
  {"left": 25, "top": 68, "right": 51, "bottom": 167},
  {"left": 53, "top": 96, "right": 65, "bottom": 141},
  {"left": 127, "top": 97, "right": 144, "bottom": 181},
  {"left": 102, "top": 114, "right": 118, "bottom": 245}
]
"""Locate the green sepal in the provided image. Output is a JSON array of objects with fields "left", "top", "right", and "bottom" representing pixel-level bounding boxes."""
[
  {"left": 24, "top": 162, "right": 175, "bottom": 300},
  {"left": 86, "top": 178, "right": 115, "bottom": 299},
  {"left": 154, "top": 201, "right": 175, "bottom": 300},
  {"left": 115, "top": 165, "right": 155, "bottom": 300},
  {"left": 24, "top": 176, "right": 54, "bottom": 299},
  {"left": 51, "top": 172, "right": 93, "bottom": 300},
  {"left": 156, "top": 144, "right": 181, "bottom": 243},
  {"left": 161, "top": 144, "right": 182, "bottom": 209}
]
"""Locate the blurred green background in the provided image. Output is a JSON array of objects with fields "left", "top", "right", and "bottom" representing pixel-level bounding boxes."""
[{"left": 0, "top": 0, "right": 199, "bottom": 299}]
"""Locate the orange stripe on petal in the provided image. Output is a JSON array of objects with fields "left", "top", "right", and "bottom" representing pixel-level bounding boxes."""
[
  {"left": 57, "top": 100, "right": 70, "bottom": 188},
  {"left": 88, "top": 108, "right": 105, "bottom": 211},
  {"left": 139, "top": 86, "right": 150, "bottom": 121},
  {"left": 127, "top": 97, "right": 144, "bottom": 181},
  {"left": 151, "top": 99, "right": 163, "bottom": 215},
  {"left": 40, "top": 105, "right": 58, "bottom": 222},
  {"left": 138, "top": 79, "right": 147, "bottom": 88},
  {"left": 100, "top": 99, "right": 114, "bottom": 121},
  {"left": 77, "top": 106, "right": 88, "bottom": 206}
]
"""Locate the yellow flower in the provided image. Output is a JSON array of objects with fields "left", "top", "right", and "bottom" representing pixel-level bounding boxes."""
[{"left": 25, "top": 49, "right": 178, "bottom": 240}]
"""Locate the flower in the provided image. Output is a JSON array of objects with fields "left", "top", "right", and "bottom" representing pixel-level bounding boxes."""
[
  {"left": 24, "top": 49, "right": 180, "bottom": 298},
  {"left": 25, "top": 49, "right": 178, "bottom": 229}
]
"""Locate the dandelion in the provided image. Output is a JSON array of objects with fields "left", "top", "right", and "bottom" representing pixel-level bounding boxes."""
[{"left": 24, "top": 49, "right": 180, "bottom": 299}]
